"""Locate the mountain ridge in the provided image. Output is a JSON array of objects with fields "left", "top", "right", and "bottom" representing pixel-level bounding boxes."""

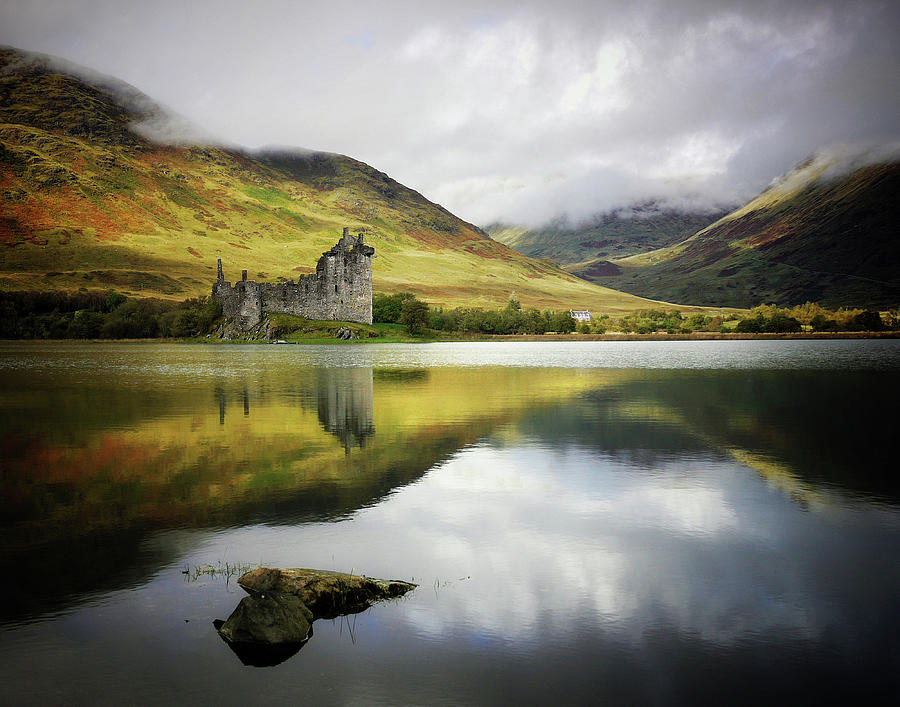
[
  {"left": 0, "top": 46, "right": 674, "bottom": 313},
  {"left": 487, "top": 203, "right": 729, "bottom": 268},
  {"left": 587, "top": 155, "right": 900, "bottom": 308}
]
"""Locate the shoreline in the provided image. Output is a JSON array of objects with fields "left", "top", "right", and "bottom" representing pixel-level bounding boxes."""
[
  {"left": 2, "top": 331, "right": 899, "bottom": 345},
  {"left": 479, "top": 331, "right": 900, "bottom": 342}
]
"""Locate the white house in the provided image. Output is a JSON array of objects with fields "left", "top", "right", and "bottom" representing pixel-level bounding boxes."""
[{"left": 570, "top": 310, "right": 592, "bottom": 323}]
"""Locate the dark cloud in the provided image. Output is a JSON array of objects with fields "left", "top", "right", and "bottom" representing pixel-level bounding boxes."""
[{"left": 1, "top": 0, "right": 897, "bottom": 225}]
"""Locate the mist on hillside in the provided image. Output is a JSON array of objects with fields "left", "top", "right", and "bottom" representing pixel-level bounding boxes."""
[
  {"left": 764, "top": 142, "right": 900, "bottom": 196},
  {"left": 2, "top": 0, "right": 897, "bottom": 228}
]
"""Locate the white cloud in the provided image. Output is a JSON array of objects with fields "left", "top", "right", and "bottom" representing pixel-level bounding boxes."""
[
  {"left": 1, "top": 0, "right": 897, "bottom": 226},
  {"left": 649, "top": 131, "right": 742, "bottom": 181}
]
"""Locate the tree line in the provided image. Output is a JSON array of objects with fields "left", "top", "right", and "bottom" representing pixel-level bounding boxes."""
[
  {"left": 0, "top": 289, "right": 893, "bottom": 339},
  {"left": 374, "top": 293, "right": 577, "bottom": 335},
  {"left": 0, "top": 290, "right": 221, "bottom": 339},
  {"left": 733, "top": 303, "right": 889, "bottom": 333},
  {"left": 375, "top": 293, "right": 895, "bottom": 336}
]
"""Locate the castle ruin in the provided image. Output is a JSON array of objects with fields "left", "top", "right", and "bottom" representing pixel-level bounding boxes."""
[{"left": 213, "top": 227, "right": 375, "bottom": 328}]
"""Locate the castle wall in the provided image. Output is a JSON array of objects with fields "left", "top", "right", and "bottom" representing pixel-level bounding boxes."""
[{"left": 212, "top": 228, "right": 374, "bottom": 327}]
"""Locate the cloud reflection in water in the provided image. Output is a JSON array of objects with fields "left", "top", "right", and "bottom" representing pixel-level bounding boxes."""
[{"left": 348, "top": 441, "right": 897, "bottom": 651}]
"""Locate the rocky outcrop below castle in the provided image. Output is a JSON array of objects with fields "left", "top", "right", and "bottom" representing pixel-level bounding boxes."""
[
  {"left": 214, "top": 567, "right": 416, "bottom": 666},
  {"left": 212, "top": 227, "right": 374, "bottom": 330},
  {"left": 211, "top": 314, "right": 370, "bottom": 341}
]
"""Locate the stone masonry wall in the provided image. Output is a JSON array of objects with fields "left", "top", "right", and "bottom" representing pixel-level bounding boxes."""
[{"left": 212, "top": 228, "right": 374, "bottom": 328}]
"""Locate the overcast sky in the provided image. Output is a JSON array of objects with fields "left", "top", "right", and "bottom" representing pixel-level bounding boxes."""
[{"left": 1, "top": 0, "right": 898, "bottom": 225}]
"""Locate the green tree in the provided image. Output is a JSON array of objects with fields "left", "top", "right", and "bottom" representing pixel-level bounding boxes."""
[
  {"left": 551, "top": 311, "right": 576, "bottom": 333},
  {"left": 171, "top": 310, "right": 200, "bottom": 338},
  {"left": 373, "top": 292, "right": 414, "bottom": 323},
  {"left": 70, "top": 310, "right": 104, "bottom": 338},
  {"left": 105, "top": 291, "right": 126, "bottom": 312},
  {"left": 400, "top": 297, "right": 430, "bottom": 335},
  {"left": 0, "top": 301, "right": 18, "bottom": 338},
  {"left": 762, "top": 313, "right": 801, "bottom": 333},
  {"left": 735, "top": 316, "right": 764, "bottom": 333},
  {"left": 736, "top": 312, "right": 801, "bottom": 333},
  {"left": 685, "top": 313, "right": 710, "bottom": 332},
  {"left": 849, "top": 310, "right": 884, "bottom": 331},
  {"left": 810, "top": 313, "right": 839, "bottom": 331}
]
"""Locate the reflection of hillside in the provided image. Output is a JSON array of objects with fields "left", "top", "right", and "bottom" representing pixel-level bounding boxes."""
[
  {"left": 0, "top": 365, "right": 604, "bottom": 624},
  {"left": 636, "top": 371, "right": 898, "bottom": 502},
  {"left": 1, "top": 528, "right": 183, "bottom": 625},
  {"left": 515, "top": 370, "right": 900, "bottom": 504},
  {"left": 8, "top": 364, "right": 890, "bottom": 625}
]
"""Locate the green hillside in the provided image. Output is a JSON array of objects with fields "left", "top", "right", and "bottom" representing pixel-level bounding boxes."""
[
  {"left": 583, "top": 159, "right": 900, "bottom": 308},
  {"left": 487, "top": 206, "right": 725, "bottom": 267},
  {"left": 0, "top": 46, "right": 672, "bottom": 314}
]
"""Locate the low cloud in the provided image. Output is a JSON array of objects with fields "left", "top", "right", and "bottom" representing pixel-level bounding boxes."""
[{"left": 1, "top": 0, "right": 898, "bottom": 226}]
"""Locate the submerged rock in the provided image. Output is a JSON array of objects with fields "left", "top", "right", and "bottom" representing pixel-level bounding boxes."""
[
  {"left": 238, "top": 567, "right": 417, "bottom": 620},
  {"left": 214, "top": 568, "right": 416, "bottom": 665}
]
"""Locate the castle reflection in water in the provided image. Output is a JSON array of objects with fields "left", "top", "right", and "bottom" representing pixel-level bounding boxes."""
[{"left": 214, "top": 367, "right": 375, "bottom": 453}]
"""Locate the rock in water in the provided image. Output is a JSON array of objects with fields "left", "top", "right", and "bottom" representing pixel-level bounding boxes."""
[
  {"left": 238, "top": 567, "right": 417, "bottom": 619},
  {"left": 214, "top": 568, "right": 417, "bottom": 665},
  {"left": 216, "top": 592, "right": 313, "bottom": 645}
]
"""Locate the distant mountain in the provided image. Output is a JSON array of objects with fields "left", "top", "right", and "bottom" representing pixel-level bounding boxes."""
[
  {"left": 0, "top": 46, "right": 664, "bottom": 313},
  {"left": 582, "top": 155, "right": 900, "bottom": 308},
  {"left": 487, "top": 204, "right": 727, "bottom": 267}
]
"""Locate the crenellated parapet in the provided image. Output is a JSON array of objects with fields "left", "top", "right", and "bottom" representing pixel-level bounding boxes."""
[{"left": 213, "top": 227, "right": 374, "bottom": 328}]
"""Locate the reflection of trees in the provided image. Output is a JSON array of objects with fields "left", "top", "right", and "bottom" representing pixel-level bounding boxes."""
[{"left": 315, "top": 368, "right": 375, "bottom": 453}]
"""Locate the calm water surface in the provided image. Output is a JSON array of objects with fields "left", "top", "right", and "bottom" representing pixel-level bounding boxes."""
[{"left": 1, "top": 340, "right": 898, "bottom": 705}]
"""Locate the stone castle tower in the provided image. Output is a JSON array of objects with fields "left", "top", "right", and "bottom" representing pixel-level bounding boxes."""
[{"left": 212, "top": 227, "right": 375, "bottom": 328}]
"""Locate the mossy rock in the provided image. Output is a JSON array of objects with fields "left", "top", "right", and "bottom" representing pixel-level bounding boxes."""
[{"left": 238, "top": 567, "right": 417, "bottom": 620}]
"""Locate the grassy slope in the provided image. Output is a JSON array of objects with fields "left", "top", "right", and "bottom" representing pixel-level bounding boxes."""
[
  {"left": 487, "top": 206, "right": 725, "bottom": 267},
  {"left": 0, "top": 46, "right": 678, "bottom": 314},
  {"left": 594, "top": 160, "right": 900, "bottom": 308}
]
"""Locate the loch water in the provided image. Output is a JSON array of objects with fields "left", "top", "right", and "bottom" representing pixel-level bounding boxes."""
[{"left": 1, "top": 340, "right": 898, "bottom": 705}]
